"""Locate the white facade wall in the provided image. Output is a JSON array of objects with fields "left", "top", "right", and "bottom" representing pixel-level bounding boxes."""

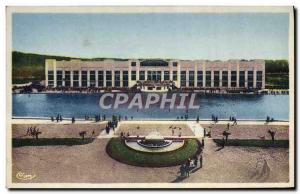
[{"left": 45, "top": 59, "right": 265, "bottom": 89}]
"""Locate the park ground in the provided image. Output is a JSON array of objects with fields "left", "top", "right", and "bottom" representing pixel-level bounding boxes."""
[{"left": 10, "top": 120, "right": 290, "bottom": 184}]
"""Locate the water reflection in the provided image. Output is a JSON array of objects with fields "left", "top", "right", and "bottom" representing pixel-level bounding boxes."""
[{"left": 12, "top": 93, "right": 289, "bottom": 120}]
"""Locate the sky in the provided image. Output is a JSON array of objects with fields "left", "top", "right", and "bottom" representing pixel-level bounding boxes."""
[{"left": 12, "top": 13, "right": 289, "bottom": 60}]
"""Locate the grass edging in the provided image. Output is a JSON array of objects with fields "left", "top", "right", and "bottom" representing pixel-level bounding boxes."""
[
  {"left": 106, "top": 137, "right": 200, "bottom": 167},
  {"left": 12, "top": 138, "right": 94, "bottom": 147},
  {"left": 213, "top": 139, "right": 289, "bottom": 148}
]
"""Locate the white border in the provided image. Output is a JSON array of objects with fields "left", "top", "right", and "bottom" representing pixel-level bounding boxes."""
[{"left": 4, "top": 5, "right": 296, "bottom": 190}]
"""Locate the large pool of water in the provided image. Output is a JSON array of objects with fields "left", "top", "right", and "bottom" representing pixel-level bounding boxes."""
[{"left": 12, "top": 93, "right": 289, "bottom": 120}]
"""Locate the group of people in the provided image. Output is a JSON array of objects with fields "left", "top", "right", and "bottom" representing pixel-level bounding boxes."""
[
  {"left": 45, "top": 86, "right": 129, "bottom": 93},
  {"left": 179, "top": 145, "right": 203, "bottom": 178},
  {"left": 94, "top": 115, "right": 102, "bottom": 122},
  {"left": 229, "top": 116, "right": 237, "bottom": 125},
  {"left": 266, "top": 116, "right": 274, "bottom": 123},
  {"left": 170, "top": 125, "right": 182, "bottom": 137},
  {"left": 176, "top": 114, "right": 189, "bottom": 120},
  {"left": 51, "top": 114, "right": 63, "bottom": 122},
  {"left": 105, "top": 120, "right": 119, "bottom": 134},
  {"left": 120, "top": 131, "right": 130, "bottom": 138},
  {"left": 211, "top": 114, "right": 218, "bottom": 123}
]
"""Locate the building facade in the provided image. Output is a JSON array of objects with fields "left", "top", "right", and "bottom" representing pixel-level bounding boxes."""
[{"left": 45, "top": 59, "right": 265, "bottom": 89}]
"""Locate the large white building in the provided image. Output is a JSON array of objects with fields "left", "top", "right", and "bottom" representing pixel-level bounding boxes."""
[{"left": 45, "top": 59, "right": 265, "bottom": 89}]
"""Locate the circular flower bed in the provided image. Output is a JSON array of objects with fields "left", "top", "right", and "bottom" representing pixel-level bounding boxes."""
[{"left": 106, "top": 137, "right": 200, "bottom": 167}]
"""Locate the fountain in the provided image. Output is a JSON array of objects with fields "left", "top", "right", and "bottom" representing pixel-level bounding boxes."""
[
  {"left": 125, "top": 131, "right": 185, "bottom": 153},
  {"left": 137, "top": 131, "right": 172, "bottom": 148}
]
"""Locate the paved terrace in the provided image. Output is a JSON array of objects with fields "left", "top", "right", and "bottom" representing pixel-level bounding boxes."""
[{"left": 11, "top": 117, "right": 289, "bottom": 126}]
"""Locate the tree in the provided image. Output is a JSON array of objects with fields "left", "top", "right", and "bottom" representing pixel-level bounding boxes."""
[
  {"left": 31, "top": 129, "right": 42, "bottom": 139},
  {"left": 222, "top": 130, "right": 231, "bottom": 142},
  {"left": 79, "top": 131, "right": 87, "bottom": 140},
  {"left": 268, "top": 130, "right": 276, "bottom": 142}
]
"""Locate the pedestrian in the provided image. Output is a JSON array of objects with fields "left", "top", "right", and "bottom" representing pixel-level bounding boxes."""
[
  {"left": 199, "top": 154, "right": 203, "bottom": 168},
  {"left": 185, "top": 163, "right": 190, "bottom": 177},
  {"left": 180, "top": 164, "right": 185, "bottom": 177},
  {"left": 194, "top": 156, "right": 198, "bottom": 168}
]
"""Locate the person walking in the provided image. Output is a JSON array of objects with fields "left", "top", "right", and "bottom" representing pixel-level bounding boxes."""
[
  {"left": 180, "top": 164, "right": 185, "bottom": 178},
  {"left": 185, "top": 163, "right": 190, "bottom": 177},
  {"left": 199, "top": 154, "right": 203, "bottom": 168}
]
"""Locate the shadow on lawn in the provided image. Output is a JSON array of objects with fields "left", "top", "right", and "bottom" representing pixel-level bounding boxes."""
[
  {"left": 12, "top": 138, "right": 95, "bottom": 147},
  {"left": 213, "top": 139, "right": 289, "bottom": 148}
]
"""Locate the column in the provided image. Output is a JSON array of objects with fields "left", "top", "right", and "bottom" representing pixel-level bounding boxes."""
[
  {"left": 245, "top": 71, "right": 248, "bottom": 88},
  {"left": 78, "top": 70, "right": 82, "bottom": 87},
  {"left": 161, "top": 71, "right": 164, "bottom": 81},
  {"left": 54, "top": 69, "right": 57, "bottom": 88},
  {"left": 211, "top": 70, "right": 214, "bottom": 87},
  {"left": 253, "top": 68, "right": 257, "bottom": 88},
  {"left": 95, "top": 70, "right": 98, "bottom": 87},
  {"left": 262, "top": 67, "right": 266, "bottom": 89},
  {"left": 228, "top": 67, "right": 231, "bottom": 88},
  {"left": 186, "top": 70, "right": 189, "bottom": 87},
  {"left": 170, "top": 69, "right": 173, "bottom": 81},
  {"left": 87, "top": 70, "right": 90, "bottom": 87},
  {"left": 45, "top": 63, "right": 48, "bottom": 87},
  {"left": 103, "top": 71, "right": 106, "bottom": 87},
  {"left": 202, "top": 62, "right": 206, "bottom": 87},
  {"left": 145, "top": 71, "right": 148, "bottom": 81},
  {"left": 120, "top": 70, "right": 123, "bottom": 87},
  {"left": 136, "top": 63, "right": 140, "bottom": 82},
  {"left": 177, "top": 63, "right": 181, "bottom": 88},
  {"left": 219, "top": 70, "right": 222, "bottom": 87},
  {"left": 236, "top": 62, "right": 240, "bottom": 88},
  {"left": 128, "top": 65, "right": 132, "bottom": 87},
  {"left": 112, "top": 70, "right": 115, "bottom": 87},
  {"left": 62, "top": 70, "right": 65, "bottom": 87},
  {"left": 194, "top": 65, "right": 198, "bottom": 87},
  {"left": 70, "top": 71, "right": 74, "bottom": 87}
]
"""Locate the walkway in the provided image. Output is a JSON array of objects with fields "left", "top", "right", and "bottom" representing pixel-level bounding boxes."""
[
  {"left": 187, "top": 122, "right": 204, "bottom": 138},
  {"left": 11, "top": 117, "right": 108, "bottom": 125}
]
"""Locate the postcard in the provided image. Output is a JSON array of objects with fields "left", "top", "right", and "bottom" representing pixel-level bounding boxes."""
[{"left": 6, "top": 6, "right": 295, "bottom": 189}]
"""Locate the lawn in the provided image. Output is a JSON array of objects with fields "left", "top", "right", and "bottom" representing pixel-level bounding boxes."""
[
  {"left": 12, "top": 138, "right": 94, "bottom": 147},
  {"left": 213, "top": 139, "right": 289, "bottom": 148},
  {"left": 106, "top": 138, "right": 200, "bottom": 167}
]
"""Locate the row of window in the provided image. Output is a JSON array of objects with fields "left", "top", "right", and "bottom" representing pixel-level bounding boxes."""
[
  {"left": 48, "top": 70, "right": 263, "bottom": 88},
  {"left": 180, "top": 71, "right": 263, "bottom": 88},
  {"left": 48, "top": 70, "right": 129, "bottom": 87}
]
